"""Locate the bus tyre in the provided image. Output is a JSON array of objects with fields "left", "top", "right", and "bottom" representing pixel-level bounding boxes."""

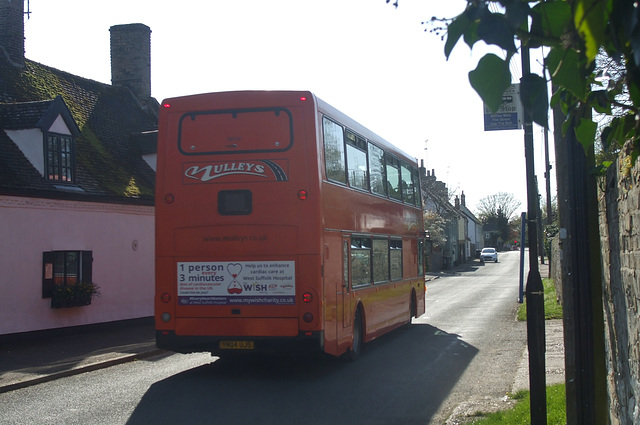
[
  {"left": 404, "top": 294, "right": 416, "bottom": 330},
  {"left": 349, "top": 310, "right": 363, "bottom": 361}
]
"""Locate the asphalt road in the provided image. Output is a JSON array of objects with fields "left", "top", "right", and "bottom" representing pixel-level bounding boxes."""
[
  {"left": 0, "top": 250, "right": 528, "bottom": 425},
  {"left": 427, "top": 250, "right": 528, "bottom": 422}
]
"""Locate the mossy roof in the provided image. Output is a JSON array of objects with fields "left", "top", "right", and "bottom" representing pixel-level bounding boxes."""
[{"left": 0, "top": 55, "right": 157, "bottom": 205}]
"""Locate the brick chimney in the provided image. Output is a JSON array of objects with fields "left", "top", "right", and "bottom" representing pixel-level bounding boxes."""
[
  {"left": 0, "top": 0, "right": 25, "bottom": 67},
  {"left": 461, "top": 191, "right": 466, "bottom": 207},
  {"left": 110, "top": 23, "right": 151, "bottom": 99}
]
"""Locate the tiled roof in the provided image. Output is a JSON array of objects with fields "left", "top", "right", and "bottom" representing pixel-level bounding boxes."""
[
  {"left": 0, "top": 55, "right": 157, "bottom": 204},
  {"left": 0, "top": 98, "right": 52, "bottom": 130}
]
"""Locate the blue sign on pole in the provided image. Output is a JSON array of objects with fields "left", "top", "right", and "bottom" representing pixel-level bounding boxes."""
[{"left": 484, "top": 84, "right": 523, "bottom": 131}]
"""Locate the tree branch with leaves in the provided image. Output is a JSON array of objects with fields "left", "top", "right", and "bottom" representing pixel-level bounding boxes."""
[{"left": 391, "top": 0, "right": 640, "bottom": 165}]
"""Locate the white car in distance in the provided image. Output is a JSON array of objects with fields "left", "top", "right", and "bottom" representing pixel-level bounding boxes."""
[{"left": 481, "top": 247, "right": 498, "bottom": 263}]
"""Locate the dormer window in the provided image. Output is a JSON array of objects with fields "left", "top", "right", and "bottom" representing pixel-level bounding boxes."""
[
  {"left": 1, "top": 96, "right": 81, "bottom": 187},
  {"left": 46, "top": 132, "right": 75, "bottom": 183}
]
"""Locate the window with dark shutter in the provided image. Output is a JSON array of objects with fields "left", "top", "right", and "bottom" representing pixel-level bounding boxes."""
[{"left": 42, "top": 251, "right": 93, "bottom": 298}]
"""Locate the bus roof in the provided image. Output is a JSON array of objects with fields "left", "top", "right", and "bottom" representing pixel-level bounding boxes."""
[{"left": 161, "top": 90, "right": 419, "bottom": 165}]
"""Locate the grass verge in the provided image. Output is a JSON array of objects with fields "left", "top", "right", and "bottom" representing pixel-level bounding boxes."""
[
  {"left": 468, "top": 384, "right": 567, "bottom": 424},
  {"left": 516, "top": 278, "right": 563, "bottom": 321}
]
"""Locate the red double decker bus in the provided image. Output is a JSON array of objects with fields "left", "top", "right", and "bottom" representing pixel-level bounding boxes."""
[{"left": 155, "top": 91, "right": 425, "bottom": 359}]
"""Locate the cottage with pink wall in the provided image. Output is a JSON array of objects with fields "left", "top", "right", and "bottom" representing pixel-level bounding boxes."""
[{"left": 0, "top": 0, "right": 157, "bottom": 335}]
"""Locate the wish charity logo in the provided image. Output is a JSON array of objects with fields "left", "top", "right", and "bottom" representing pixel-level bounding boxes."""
[{"left": 227, "top": 263, "right": 243, "bottom": 294}]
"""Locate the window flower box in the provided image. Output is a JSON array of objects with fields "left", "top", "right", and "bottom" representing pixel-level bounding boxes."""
[{"left": 50, "top": 282, "right": 100, "bottom": 309}]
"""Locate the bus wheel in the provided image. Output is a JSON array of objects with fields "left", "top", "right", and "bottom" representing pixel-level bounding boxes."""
[
  {"left": 349, "top": 309, "right": 363, "bottom": 361},
  {"left": 404, "top": 294, "right": 416, "bottom": 330}
]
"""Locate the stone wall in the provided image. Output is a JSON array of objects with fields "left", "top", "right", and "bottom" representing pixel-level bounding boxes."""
[{"left": 598, "top": 154, "right": 640, "bottom": 425}]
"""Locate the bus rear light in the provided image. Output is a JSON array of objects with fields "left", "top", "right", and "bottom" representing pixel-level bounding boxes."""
[
  {"left": 303, "top": 292, "right": 313, "bottom": 303},
  {"left": 161, "top": 312, "right": 171, "bottom": 322},
  {"left": 164, "top": 193, "right": 175, "bottom": 204},
  {"left": 161, "top": 293, "right": 172, "bottom": 303},
  {"left": 299, "top": 96, "right": 307, "bottom": 101},
  {"left": 303, "top": 313, "right": 313, "bottom": 323},
  {"left": 297, "top": 190, "right": 309, "bottom": 200},
  {"left": 162, "top": 103, "right": 171, "bottom": 108}
]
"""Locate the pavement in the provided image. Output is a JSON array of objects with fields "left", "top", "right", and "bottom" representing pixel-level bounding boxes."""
[
  {"left": 1, "top": 259, "right": 564, "bottom": 397},
  {"left": 0, "top": 317, "right": 163, "bottom": 394},
  {"left": 512, "top": 259, "right": 566, "bottom": 391}
]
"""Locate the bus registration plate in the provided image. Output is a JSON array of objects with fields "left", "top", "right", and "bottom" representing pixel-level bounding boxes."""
[{"left": 219, "top": 340, "right": 254, "bottom": 350}]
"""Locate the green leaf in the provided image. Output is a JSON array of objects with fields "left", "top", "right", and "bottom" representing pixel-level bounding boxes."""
[
  {"left": 463, "top": 18, "right": 480, "bottom": 48},
  {"left": 628, "top": 79, "right": 640, "bottom": 107},
  {"left": 504, "top": 0, "right": 530, "bottom": 32},
  {"left": 445, "top": 12, "right": 472, "bottom": 59},
  {"left": 574, "top": 0, "right": 610, "bottom": 64},
  {"left": 469, "top": 54, "right": 511, "bottom": 112},
  {"left": 546, "top": 47, "right": 586, "bottom": 100},
  {"left": 477, "top": 10, "right": 517, "bottom": 53},
  {"left": 520, "top": 73, "right": 549, "bottom": 128},
  {"left": 530, "top": 1, "right": 572, "bottom": 44},
  {"left": 589, "top": 89, "right": 612, "bottom": 115},
  {"left": 606, "top": 115, "right": 639, "bottom": 150},
  {"left": 592, "top": 161, "right": 612, "bottom": 177},
  {"left": 549, "top": 87, "right": 562, "bottom": 109},
  {"left": 550, "top": 87, "right": 572, "bottom": 117},
  {"left": 575, "top": 116, "right": 598, "bottom": 151}
]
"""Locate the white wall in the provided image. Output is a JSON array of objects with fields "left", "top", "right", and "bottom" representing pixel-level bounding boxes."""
[
  {"left": 0, "top": 195, "right": 154, "bottom": 334},
  {"left": 6, "top": 128, "right": 45, "bottom": 176}
]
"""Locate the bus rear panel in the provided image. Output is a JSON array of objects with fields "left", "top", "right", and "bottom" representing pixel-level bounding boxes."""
[
  {"left": 155, "top": 90, "right": 425, "bottom": 358},
  {"left": 155, "top": 91, "right": 324, "bottom": 355}
]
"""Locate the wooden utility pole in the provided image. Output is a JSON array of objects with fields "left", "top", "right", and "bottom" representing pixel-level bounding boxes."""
[{"left": 552, "top": 106, "right": 608, "bottom": 425}]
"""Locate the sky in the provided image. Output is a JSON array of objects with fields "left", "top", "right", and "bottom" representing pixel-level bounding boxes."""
[{"left": 22, "top": 0, "right": 556, "bottom": 215}]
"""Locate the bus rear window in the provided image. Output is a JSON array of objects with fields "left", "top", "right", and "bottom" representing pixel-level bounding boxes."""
[{"left": 178, "top": 108, "right": 293, "bottom": 155}]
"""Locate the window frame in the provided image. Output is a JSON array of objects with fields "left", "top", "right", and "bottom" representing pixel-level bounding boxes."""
[
  {"left": 345, "top": 130, "right": 369, "bottom": 191},
  {"left": 368, "top": 142, "right": 387, "bottom": 197},
  {"left": 389, "top": 238, "right": 403, "bottom": 281},
  {"left": 45, "top": 132, "right": 75, "bottom": 183},
  {"left": 372, "top": 237, "right": 390, "bottom": 284},
  {"left": 386, "top": 154, "right": 402, "bottom": 201},
  {"left": 322, "top": 116, "right": 347, "bottom": 184},
  {"left": 401, "top": 162, "right": 415, "bottom": 206},
  {"left": 177, "top": 107, "right": 294, "bottom": 156},
  {"left": 42, "top": 251, "right": 93, "bottom": 298},
  {"left": 350, "top": 236, "right": 372, "bottom": 289}
]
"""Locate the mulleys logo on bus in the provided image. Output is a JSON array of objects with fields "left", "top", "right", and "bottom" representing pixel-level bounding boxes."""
[
  {"left": 185, "top": 162, "right": 267, "bottom": 181},
  {"left": 183, "top": 159, "right": 288, "bottom": 183}
]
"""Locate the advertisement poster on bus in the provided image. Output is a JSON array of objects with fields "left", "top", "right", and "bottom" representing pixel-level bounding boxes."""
[{"left": 177, "top": 261, "right": 295, "bottom": 305}]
